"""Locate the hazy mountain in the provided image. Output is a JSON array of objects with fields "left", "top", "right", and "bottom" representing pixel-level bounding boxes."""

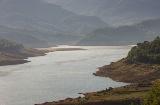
[
  {"left": 74, "top": 18, "right": 160, "bottom": 46},
  {"left": 47, "top": 0, "right": 160, "bottom": 25},
  {"left": 0, "top": 0, "right": 73, "bottom": 25},
  {"left": 0, "top": 25, "right": 49, "bottom": 48},
  {"left": 0, "top": 23, "right": 80, "bottom": 47},
  {"left": 0, "top": 0, "right": 109, "bottom": 47},
  {"left": 0, "top": 0, "right": 108, "bottom": 34}
]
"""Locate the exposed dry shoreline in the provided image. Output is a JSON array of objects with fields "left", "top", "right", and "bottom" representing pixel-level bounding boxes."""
[
  {"left": 35, "top": 58, "right": 160, "bottom": 105},
  {"left": 94, "top": 58, "right": 160, "bottom": 83},
  {"left": 36, "top": 82, "right": 151, "bottom": 105},
  {"left": 0, "top": 47, "right": 85, "bottom": 66},
  {"left": 36, "top": 47, "right": 85, "bottom": 52}
]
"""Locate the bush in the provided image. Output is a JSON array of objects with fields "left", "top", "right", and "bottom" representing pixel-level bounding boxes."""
[
  {"left": 141, "top": 79, "right": 160, "bottom": 105},
  {"left": 126, "top": 37, "right": 160, "bottom": 64},
  {"left": 0, "top": 38, "right": 24, "bottom": 51}
]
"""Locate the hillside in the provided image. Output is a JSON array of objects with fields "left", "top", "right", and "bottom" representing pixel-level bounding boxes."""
[
  {"left": 0, "top": 38, "right": 24, "bottom": 51},
  {"left": 74, "top": 18, "right": 160, "bottom": 46},
  {"left": 0, "top": 38, "right": 47, "bottom": 66},
  {"left": 0, "top": 0, "right": 108, "bottom": 47},
  {"left": 127, "top": 37, "right": 160, "bottom": 64},
  {"left": 95, "top": 37, "right": 160, "bottom": 83},
  {"left": 0, "top": 24, "right": 82, "bottom": 47},
  {"left": 36, "top": 83, "right": 150, "bottom": 105},
  {"left": 47, "top": 0, "right": 160, "bottom": 25}
]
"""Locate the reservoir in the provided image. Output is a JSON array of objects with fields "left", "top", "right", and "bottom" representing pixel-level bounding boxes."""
[{"left": 0, "top": 46, "right": 131, "bottom": 105}]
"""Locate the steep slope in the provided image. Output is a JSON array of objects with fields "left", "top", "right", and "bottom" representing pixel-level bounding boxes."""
[
  {"left": 74, "top": 18, "right": 160, "bottom": 46},
  {"left": 0, "top": 13, "right": 80, "bottom": 47},
  {"left": 0, "top": 0, "right": 109, "bottom": 47},
  {"left": 0, "top": 0, "right": 73, "bottom": 25},
  {"left": 47, "top": 0, "right": 160, "bottom": 25},
  {"left": 0, "top": 24, "right": 82, "bottom": 47},
  {"left": 0, "top": 0, "right": 108, "bottom": 35}
]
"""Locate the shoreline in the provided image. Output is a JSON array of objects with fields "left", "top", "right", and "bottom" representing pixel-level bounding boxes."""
[
  {"left": 1, "top": 46, "right": 156, "bottom": 105},
  {"left": 94, "top": 58, "right": 160, "bottom": 83},
  {"left": 0, "top": 47, "right": 85, "bottom": 66},
  {"left": 35, "top": 47, "right": 85, "bottom": 52},
  {"left": 36, "top": 82, "right": 151, "bottom": 105},
  {"left": 35, "top": 55, "right": 159, "bottom": 105},
  {"left": 0, "top": 59, "right": 30, "bottom": 66}
]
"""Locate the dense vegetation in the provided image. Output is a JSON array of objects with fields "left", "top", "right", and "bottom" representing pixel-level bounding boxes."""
[
  {"left": 126, "top": 37, "right": 160, "bottom": 64},
  {"left": 0, "top": 38, "right": 24, "bottom": 51},
  {"left": 141, "top": 79, "right": 160, "bottom": 105},
  {"left": 0, "top": 38, "right": 47, "bottom": 66}
]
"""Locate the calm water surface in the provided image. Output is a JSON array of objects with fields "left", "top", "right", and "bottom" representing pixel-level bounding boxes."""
[{"left": 0, "top": 46, "right": 131, "bottom": 105}]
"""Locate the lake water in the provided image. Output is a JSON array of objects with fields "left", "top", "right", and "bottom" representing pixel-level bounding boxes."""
[{"left": 0, "top": 46, "right": 131, "bottom": 105}]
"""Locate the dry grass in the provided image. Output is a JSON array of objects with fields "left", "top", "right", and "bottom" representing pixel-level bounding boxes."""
[
  {"left": 95, "top": 58, "right": 160, "bottom": 83},
  {"left": 36, "top": 83, "right": 151, "bottom": 105}
]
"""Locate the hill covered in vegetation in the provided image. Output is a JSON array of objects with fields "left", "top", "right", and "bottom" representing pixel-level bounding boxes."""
[
  {"left": 127, "top": 37, "right": 160, "bottom": 64},
  {"left": 0, "top": 38, "right": 47, "bottom": 66},
  {"left": 0, "top": 38, "right": 24, "bottom": 51},
  {"left": 95, "top": 37, "right": 160, "bottom": 83}
]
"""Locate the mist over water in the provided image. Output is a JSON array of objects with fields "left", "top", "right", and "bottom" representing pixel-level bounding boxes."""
[{"left": 0, "top": 46, "right": 131, "bottom": 105}]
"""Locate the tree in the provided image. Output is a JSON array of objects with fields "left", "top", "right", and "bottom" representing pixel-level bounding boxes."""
[
  {"left": 126, "top": 37, "right": 160, "bottom": 64},
  {"left": 141, "top": 79, "right": 160, "bottom": 105},
  {"left": 0, "top": 38, "right": 24, "bottom": 51}
]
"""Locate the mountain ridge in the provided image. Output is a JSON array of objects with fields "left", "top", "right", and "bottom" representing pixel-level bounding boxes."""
[
  {"left": 74, "top": 18, "right": 160, "bottom": 46},
  {"left": 47, "top": 0, "right": 160, "bottom": 25},
  {"left": 0, "top": 0, "right": 108, "bottom": 47}
]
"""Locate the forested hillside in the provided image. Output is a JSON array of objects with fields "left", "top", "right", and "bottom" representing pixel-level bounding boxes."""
[
  {"left": 0, "top": 38, "right": 24, "bottom": 51},
  {"left": 127, "top": 37, "right": 160, "bottom": 64},
  {"left": 95, "top": 37, "right": 160, "bottom": 83},
  {"left": 0, "top": 38, "right": 47, "bottom": 66}
]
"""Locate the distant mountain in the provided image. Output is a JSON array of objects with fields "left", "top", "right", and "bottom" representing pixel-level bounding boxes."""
[
  {"left": 0, "top": 0, "right": 108, "bottom": 33},
  {"left": 0, "top": 0, "right": 109, "bottom": 47},
  {"left": 0, "top": 23, "right": 82, "bottom": 48},
  {"left": 0, "top": 0, "right": 74, "bottom": 25},
  {"left": 47, "top": 0, "right": 160, "bottom": 25},
  {"left": 74, "top": 18, "right": 160, "bottom": 46}
]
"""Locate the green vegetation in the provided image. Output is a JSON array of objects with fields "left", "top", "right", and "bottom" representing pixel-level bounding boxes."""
[
  {"left": 0, "top": 38, "right": 24, "bottom": 51},
  {"left": 0, "top": 38, "right": 47, "bottom": 66},
  {"left": 141, "top": 79, "right": 160, "bottom": 105},
  {"left": 36, "top": 83, "right": 150, "bottom": 105},
  {"left": 131, "top": 79, "right": 160, "bottom": 105},
  {"left": 127, "top": 37, "right": 160, "bottom": 64}
]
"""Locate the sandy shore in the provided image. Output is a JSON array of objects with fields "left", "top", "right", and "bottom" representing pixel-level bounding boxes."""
[
  {"left": 36, "top": 47, "right": 85, "bottom": 52},
  {"left": 0, "top": 47, "right": 85, "bottom": 66}
]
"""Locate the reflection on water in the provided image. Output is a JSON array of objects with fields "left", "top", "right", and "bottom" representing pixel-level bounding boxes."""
[{"left": 0, "top": 46, "right": 131, "bottom": 105}]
